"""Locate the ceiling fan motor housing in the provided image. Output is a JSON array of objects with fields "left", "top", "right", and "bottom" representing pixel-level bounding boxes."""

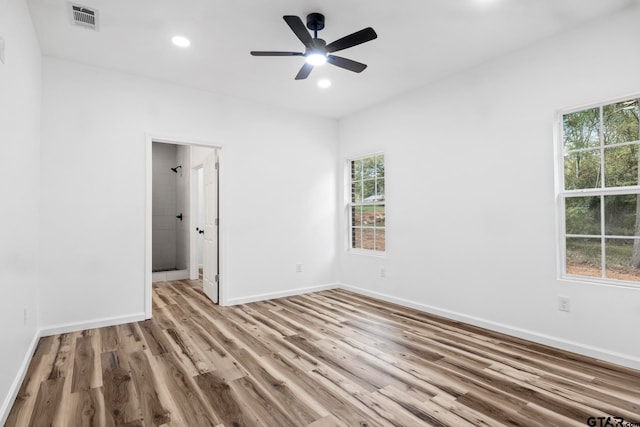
[{"left": 306, "top": 13, "right": 325, "bottom": 32}]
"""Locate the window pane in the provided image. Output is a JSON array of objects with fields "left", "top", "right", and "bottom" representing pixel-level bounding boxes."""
[
  {"left": 361, "top": 205, "right": 374, "bottom": 226},
  {"left": 352, "top": 159, "right": 363, "bottom": 180},
  {"left": 604, "top": 194, "right": 638, "bottom": 236},
  {"left": 374, "top": 205, "right": 386, "bottom": 227},
  {"left": 375, "top": 155, "right": 385, "bottom": 177},
  {"left": 363, "top": 179, "right": 376, "bottom": 201},
  {"left": 363, "top": 157, "right": 377, "bottom": 179},
  {"left": 566, "top": 237, "right": 601, "bottom": 278},
  {"left": 564, "top": 149, "right": 601, "bottom": 190},
  {"left": 604, "top": 144, "right": 639, "bottom": 187},
  {"left": 376, "top": 178, "right": 385, "bottom": 200},
  {"left": 603, "top": 100, "right": 640, "bottom": 145},
  {"left": 352, "top": 228, "right": 363, "bottom": 249},
  {"left": 362, "top": 228, "right": 375, "bottom": 250},
  {"left": 605, "top": 239, "right": 640, "bottom": 281},
  {"left": 352, "top": 181, "right": 362, "bottom": 203},
  {"left": 351, "top": 206, "right": 363, "bottom": 226},
  {"left": 563, "top": 108, "right": 600, "bottom": 150},
  {"left": 376, "top": 228, "right": 386, "bottom": 251},
  {"left": 565, "top": 196, "right": 600, "bottom": 235}
]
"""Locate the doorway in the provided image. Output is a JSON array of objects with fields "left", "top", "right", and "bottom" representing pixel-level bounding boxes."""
[
  {"left": 145, "top": 136, "right": 220, "bottom": 317},
  {"left": 150, "top": 142, "right": 189, "bottom": 280}
]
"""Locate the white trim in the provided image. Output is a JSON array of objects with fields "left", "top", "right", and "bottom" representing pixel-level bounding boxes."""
[
  {"left": 151, "top": 269, "right": 189, "bottom": 282},
  {"left": 560, "top": 274, "right": 640, "bottom": 289},
  {"left": 225, "top": 283, "right": 340, "bottom": 306},
  {"left": 216, "top": 149, "right": 227, "bottom": 306},
  {"left": 563, "top": 186, "right": 640, "bottom": 197},
  {"left": 349, "top": 248, "right": 387, "bottom": 258},
  {"left": 566, "top": 234, "right": 640, "bottom": 240},
  {"left": 145, "top": 135, "right": 153, "bottom": 318},
  {"left": 0, "top": 330, "right": 40, "bottom": 426},
  {"left": 560, "top": 91, "right": 640, "bottom": 115},
  {"left": 39, "top": 313, "right": 147, "bottom": 337},
  {"left": 338, "top": 283, "right": 640, "bottom": 370},
  {"left": 566, "top": 139, "right": 640, "bottom": 154},
  {"left": 553, "top": 112, "right": 565, "bottom": 280},
  {"left": 347, "top": 151, "right": 385, "bottom": 162}
]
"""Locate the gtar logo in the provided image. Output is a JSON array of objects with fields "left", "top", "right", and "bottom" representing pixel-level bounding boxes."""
[{"left": 586, "top": 417, "right": 624, "bottom": 427}]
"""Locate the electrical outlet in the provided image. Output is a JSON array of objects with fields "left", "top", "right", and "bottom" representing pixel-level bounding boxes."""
[
  {"left": 380, "top": 267, "right": 386, "bottom": 278},
  {"left": 296, "top": 263, "right": 303, "bottom": 273},
  {"left": 558, "top": 296, "right": 570, "bottom": 312}
]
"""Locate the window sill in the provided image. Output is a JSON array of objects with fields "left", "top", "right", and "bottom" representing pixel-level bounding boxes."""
[
  {"left": 560, "top": 274, "right": 640, "bottom": 290},
  {"left": 348, "top": 249, "right": 386, "bottom": 258}
]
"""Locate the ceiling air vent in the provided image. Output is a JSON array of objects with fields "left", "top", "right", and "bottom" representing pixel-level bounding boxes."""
[{"left": 69, "top": 3, "right": 99, "bottom": 31}]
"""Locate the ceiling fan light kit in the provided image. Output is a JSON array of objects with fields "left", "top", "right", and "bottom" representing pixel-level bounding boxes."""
[{"left": 250, "top": 13, "right": 377, "bottom": 80}]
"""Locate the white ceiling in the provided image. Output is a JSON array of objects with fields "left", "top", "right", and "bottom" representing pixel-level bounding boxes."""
[{"left": 27, "top": 0, "right": 638, "bottom": 118}]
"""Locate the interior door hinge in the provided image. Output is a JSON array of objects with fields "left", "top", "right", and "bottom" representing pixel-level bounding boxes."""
[
  {"left": 214, "top": 274, "right": 219, "bottom": 283},
  {"left": 215, "top": 218, "right": 219, "bottom": 226},
  {"left": 215, "top": 162, "right": 219, "bottom": 170}
]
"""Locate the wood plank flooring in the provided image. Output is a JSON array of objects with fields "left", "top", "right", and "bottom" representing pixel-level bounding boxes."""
[{"left": 6, "top": 281, "right": 640, "bottom": 426}]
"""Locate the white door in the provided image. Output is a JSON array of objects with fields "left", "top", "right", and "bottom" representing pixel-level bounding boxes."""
[{"left": 202, "top": 151, "right": 218, "bottom": 303}]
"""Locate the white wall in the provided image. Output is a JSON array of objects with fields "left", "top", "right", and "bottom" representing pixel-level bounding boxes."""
[
  {"left": 338, "top": 7, "right": 640, "bottom": 368},
  {"left": 0, "top": 0, "right": 41, "bottom": 421},
  {"left": 39, "top": 57, "right": 338, "bottom": 326}
]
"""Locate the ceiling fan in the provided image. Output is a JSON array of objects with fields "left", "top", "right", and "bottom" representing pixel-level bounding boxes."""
[{"left": 250, "top": 13, "right": 377, "bottom": 80}]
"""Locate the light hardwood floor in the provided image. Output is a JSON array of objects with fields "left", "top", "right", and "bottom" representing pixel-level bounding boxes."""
[{"left": 6, "top": 281, "right": 640, "bottom": 426}]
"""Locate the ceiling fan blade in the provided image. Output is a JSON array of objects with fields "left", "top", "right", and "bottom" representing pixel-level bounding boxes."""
[
  {"left": 295, "top": 63, "right": 314, "bottom": 80},
  {"left": 326, "top": 27, "right": 377, "bottom": 53},
  {"left": 283, "top": 15, "right": 313, "bottom": 48},
  {"left": 250, "top": 51, "right": 304, "bottom": 56},
  {"left": 327, "top": 55, "right": 367, "bottom": 73}
]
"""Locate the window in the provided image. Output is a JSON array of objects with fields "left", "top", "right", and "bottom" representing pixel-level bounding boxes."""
[
  {"left": 349, "top": 154, "right": 385, "bottom": 252},
  {"left": 558, "top": 96, "right": 640, "bottom": 283}
]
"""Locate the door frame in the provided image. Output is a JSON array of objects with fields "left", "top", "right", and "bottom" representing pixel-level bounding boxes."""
[{"left": 144, "top": 134, "right": 224, "bottom": 319}]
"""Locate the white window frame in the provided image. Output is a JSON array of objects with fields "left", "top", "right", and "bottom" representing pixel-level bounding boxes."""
[
  {"left": 555, "top": 94, "right": 640, "bottom": 287},
  {"left": 347, "top": 153, "right": 386, "bottom": 255}
]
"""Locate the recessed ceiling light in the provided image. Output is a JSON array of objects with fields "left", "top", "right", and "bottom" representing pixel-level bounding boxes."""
[
  {"left": 172, "top": 36, "right": 190, "bottom": 47},
  {"left": 318, "top": 79, "right": 331, "bottom": 88}
]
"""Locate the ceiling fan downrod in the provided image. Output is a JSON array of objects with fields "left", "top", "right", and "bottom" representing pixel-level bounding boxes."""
[{"left": 306, "top": 13, "right": 325, "bottom": 39}]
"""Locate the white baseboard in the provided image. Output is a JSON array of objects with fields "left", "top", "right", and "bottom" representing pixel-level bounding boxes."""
[
  {"left": 338, "top": 283, "right": 640, "bottom": 371},
  {"left": 226, "top": 283, "right": 339, "bottom": 306},
  {"left": 39, "top": 312, "right": 147, "bottom": 337},
  {"left": 0, "top": 329, "right": 41, "bottom": 426},
  {"left": 152, "top": 269, "right": 189, "bottom": 283}
]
